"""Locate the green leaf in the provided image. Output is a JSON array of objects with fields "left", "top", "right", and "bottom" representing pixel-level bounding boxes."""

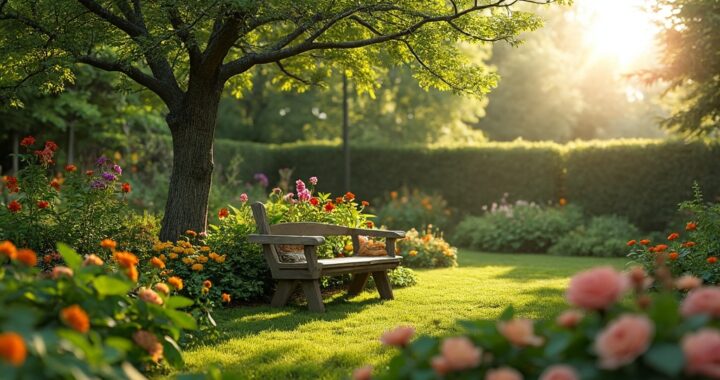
[
  {"left": 409, "top": 336, "right": 438, "bottom": 360},
  {"left": 644, "top": 344, "right": 684, "bottom": 377},
  {"left": 499, "top": 305, "right": 515, "bottom": 321},
  {"left": 162, "top": 336, "right": 185, "bottom": 369},
  {"left": 164, "top": 309, "right": 198, "bottom": 330},
  {"left": 165, "top": 296, "right": 194, "bottom": 309},
  {"left": 57, "top": 242, "right": 82, "bottom": 270},
  {"left": 92, "top": 276, "right": 132, "bottom": 296}
]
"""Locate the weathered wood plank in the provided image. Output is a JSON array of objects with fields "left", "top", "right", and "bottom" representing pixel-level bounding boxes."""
[
  {"left": 248, "top": 234, "right": 324, "bottom": 245},
  {"left": 372, "top": 271, "right": 394, "bottom": 300},
  {"left": 301, "top": 280, "right": 325, "bottom": 312},
  {"left": 271, "top": 280, "right": 298, "bottom": 307},
  {"left": 347, "top": 272, "right": 370, "bottom": 296}
]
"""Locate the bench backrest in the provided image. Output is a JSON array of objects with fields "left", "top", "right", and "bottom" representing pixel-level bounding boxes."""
[{"left": 250, "top": 202, "right": 283, "bottom": 273}]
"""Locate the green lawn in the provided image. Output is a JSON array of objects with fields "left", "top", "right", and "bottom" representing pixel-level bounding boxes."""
[{"left": 180, "top": 252, "right": 627, "bottom": 379}]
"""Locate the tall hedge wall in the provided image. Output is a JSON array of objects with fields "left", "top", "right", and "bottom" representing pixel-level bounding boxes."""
[{"left": 213, "top": 138, "right": 720, "bottom": 231}]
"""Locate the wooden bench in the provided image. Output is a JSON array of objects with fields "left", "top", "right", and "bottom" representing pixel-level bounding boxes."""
[{"left": 248, "top": 202, "right": 405, "bottom": 312}]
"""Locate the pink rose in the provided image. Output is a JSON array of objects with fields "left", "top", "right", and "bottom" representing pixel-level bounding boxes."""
[
  {"left": 681, "top": 287, "right": 720, "bottom": 318},
  {"left": 497, "top": 319, "right": 543, "bottom": 347},
  {"left": 556, "top": 310, "right": 584, "bottom": 329},
  {"left": 51, "top": 266, "right": 74, "bottom": 279},
  {"left": 676, "top": 275, "right": 702, "bottom": 291},
  {"left": 380, "top": 326, "right": 414, "bottom": 347},
  {"left": 682, "top": 329, "right": 720, "bottom": 378},
  {"left": 539, "top": 365, "right": 579, "bottom": 380},
  {"left": 594, "top": 314, "right": 654, "bottom": 369},
  {"left": 485, "top": 367, "right": 523, "bottom": 380},
  {"left": 239, "top": 193, "right": 248, "bottom": 203},
  {"left": 566, "top": 266, "right": 627, "bottom": 310},
  {"left": 138, "top": 287, "right": 164, "bottom": 305},
  {"left": 440, "top": 336, "right": 482, "bottom": 371},
  {"left": 352, "top": 365, "right": 373, "bottom": 380},
  {"left": 309, "top": 176, "right": 318, "bottom": 186}
]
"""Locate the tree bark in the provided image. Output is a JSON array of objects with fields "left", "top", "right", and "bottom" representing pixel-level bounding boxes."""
[{"left": 159, "top": 80, "right": 222, "bottom": 241}]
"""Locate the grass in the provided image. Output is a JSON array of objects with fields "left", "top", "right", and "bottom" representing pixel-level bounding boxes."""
[{"left": 180, "top": 251, "right": 627, "bottom": 379}]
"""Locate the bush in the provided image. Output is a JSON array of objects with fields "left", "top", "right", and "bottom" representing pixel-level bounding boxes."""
[
  {"left": 397, "top": 226, "right": 457, "bottom": 268},
  {"left": 368, "top": 266, "right": 419, "bottom": 289},
  {"left": 548, "top": 215, "right": 640, "bottom": 257},
  {"left": 0, "top": 241, "right": 196, "bottom": 377},
  {"left": 452, "top": 198, "right": 582, "bottom": 253},
  {"left": 373, "top": 188, "right": 452, "bottom": 231}
]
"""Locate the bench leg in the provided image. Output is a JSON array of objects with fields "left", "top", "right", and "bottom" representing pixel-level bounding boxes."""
[
  {"left": 301, "top": 280, "right": 325, "bottom": 312},
  {"left": 348, "top": 272, "right": 370, "bottom": 296},
  {"left": 271, "top": 280, "right": 298, "bottom": 307},
  {"left": 372, "top": 271, "right": 394, "bottom": 300}
]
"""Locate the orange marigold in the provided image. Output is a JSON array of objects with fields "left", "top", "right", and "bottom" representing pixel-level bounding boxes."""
[
  {"left": 114, "top": 251, "right": 139, "bottom": 268},
  {"left": 626, "top": 240, "right": 637, "bottom": 246},
  {"left": 222, "top": 293, "right": 231, "bottom": 303},
  {"left": 559, "top": 198, "right": 568, "bottom": 206},
  {"left": 686, "top": 222, "right": 697, "bottom": 231},
  {"left": 669, "top": 252, "right": 679, "bottom": 260},
  {"left": 150, "top": 257, "right": 165, "bottom": 269},
  {"left": 64, "top": 164, "right": 77, "bottom": 172},
  {"left": 185, "top": 230, "right": 197, "bottom": 237},
  {"left": 50, "top": 178, "right": 61, "bottom": 191},
  {"left": 15, "top": 249, "right": 37, "bottom": 266},
  {"left": 0, "top": 241, "right": 17, "bottom": 260},
  {"left": 667, "top": 232, "right": 680, "bottom": 241},
  {"left": 708, "top": 257, "right": 718, "bottom": 264},
  {"left": 100, "top": 239, "right": 117, "bottom": 250},
  {"left": 168, "top": 276, "right": 184, "bottom": 290},
  {"left": 654, "top": 244, "right": 669, "bottom": 252},
  {"left": 60, "top": 305, "right": 90, "bottom": 333},
  {"left": 126, "top": 266, "right": 139, "bottom": 282},
  {"left": 154, "top": 283, "right": 170, "bottom": 295},
  {"left": 191, "top": 263, "right": 203, "bottom": 271},
  {"left": 683, "top": 241, "right": 697, "bottom": 248},
  {"left": 0, "top": 332, "right": 26, "bottom": 367},
  {"left": 361, "top": 201, "right": 370, "bottom": 207},
  {"left": 639, "top": 239, "right": 651, "bottom": 245},
  {"left": 82, "top": 254, "right": 104, "bottom": 266},
  {"left": 218, "top": 208, "right": 229, "bottom": 219},
  {"left": 203, "top": 280, "right": 212, "bottom": 289},
  {"left": 345, "top": 192, "right": 355, "bottom": 200}
]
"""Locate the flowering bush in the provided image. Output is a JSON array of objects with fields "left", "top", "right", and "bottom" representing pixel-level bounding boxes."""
[
  {"left": 629, "top": 185, "right": 720, "bottom": 285},
  {"left": 359, "top": 263, "right": 720, "bottom": 380},
  {"left": 549, "top": 215, "right": 640, "bottom": 257},
  {"left": 374, "top": 188, "right": 452, "bottom": 232},
  {"left": 397, "top": 226, "right": 457, "bottom": 268},
  {"left": 0, "top": 240, "right": 196, "bottom": 378}
]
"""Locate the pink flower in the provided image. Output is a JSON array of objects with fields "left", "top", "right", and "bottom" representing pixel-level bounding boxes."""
[
  {"left": 594, "top": 314, "right": 654, "bottom": 369},
  {"left": 439, "top": 336, "right": 482, "bottom": 372},
  {"left": 352, "top": 365, "right": 373, "bottom": 380},
  {"left": 556, "top": 310, "right": 584, "bottom": 329},
  {"left": 298, "top": 189, "right": 312, "bottom": 202},
  {"left": 676, "top": 275, "right": 703, "bottom": 291},
  {"left": 239, "top": 193, "right": 248, "bottom": 203},
  {"left": 380, "top": 326, "right": 414, "bottom": 347},
  {"left": 485, "top": 367, "right": 523, "bottom": 380},
  {"left": 138, "top": 288, "right": 163, "bottom": 305},
  {"left": 682, "top": 329, "right": 720, "bottom": 378},
  {"left": 431, "top": 356, "right": 451, "bottom": 376},
  {"left": 309, "top": 176, "right": 318, "bottom": 186},
  {"left": 681, "top": 287, "right": 720, "bottom": 318},
  {"left": 539, "top": 365, "right": 579, "bottom": 380},
  {"left": 566, "top": 266, "right": 627, "bottom": 310},
  {"left": 497, "top": 319, "right": 543, "bottom": 347},
  {"left": 51, "top": 266, "right": 74, "bottom": 279},
  {"left": 295, "top": 179, "right": 306, "bottom": 193},
  {"left": 82, "top": 254, "right": 104, "bottom": 267}
]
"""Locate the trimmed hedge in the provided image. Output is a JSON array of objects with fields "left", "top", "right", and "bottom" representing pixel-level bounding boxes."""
[{"left": 213, "top": 138, "right": 720, "bottom": 231}]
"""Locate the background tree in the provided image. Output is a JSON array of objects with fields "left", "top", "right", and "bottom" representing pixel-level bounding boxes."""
[{"left": 0, "top": 0, "right": 564, "bottom": 240}]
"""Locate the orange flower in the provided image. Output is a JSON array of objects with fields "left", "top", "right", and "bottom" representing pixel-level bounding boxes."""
[
  {"left": 626, "top": 240, "right": 637, "bottom": 247},
  {"left": 222, "top": 293, "right": 231, "bottom": 303},
  {"left": 138, "top": 288, "right": 163, "bottom": 305},
  {"left": 203, "top": 280, "right": 212, "bottom": 289},
  {"left": 335, "top": 197, "right": 344, "bottom": 204},
  {"left": 669, "top": 252, "right": 679, "bottom": 260},
  {"left": 100, "top": 239, "right": 117, "bottom": 250},
  {"left": 133, "top": 330, "right": 163, "bottom": 362},
  {"left": 686, "top": 222, "right": 697, "bottom": 231},
  {"left": 366, "top": 221, "right": 374, "bottom": 228},
  {"left": 114, "top": 251, "right": 138, "bottom": 268},
  {"left": 0, "top": 241, "right": 17, "bottom": 260},
  {"left": 559, "top": 198, "right": 568, "bottom": 206},
  {"left": 218, "top": 208, "right": 229, "bottom": 219},
  {"left": 85, "top": 170, "right": 94, "bottom": 176},
  {"left": 361, "top": 201, "right": 370, "bottom": 207},
  {"left": 121, "top": 182, "right": 131, "bottom": 193},
  {"left": 683, "top": 241, "right": 697, "bottom": 248},
  {"left": 82, "top": 254, "right": 104, "bottom": 266},
  {"left": 36, "top": 200, "right": 49, "bottom": 209},
  {"left": 150, "top": 257, "right": 165, "bottom": 269},
  {"left": 60, "top": 305, "right": 90, "bottom": 333},
  {"left": 667, "top": 232, "right": 680, "bottom": 241},
  {"left": 185, "top": 230, "right": 197, "bottom": 237},
  {"left": 639, "top": 239, "right": 651, "bottom": 246},
  {"left": 654, "top": 244, "right": 668, "bottom": 253},
  {"left": 64, "top": 164, "right": 77, "bottom": 172},
  {"left": 390, "top": 191, "right": 398, "bottom": 200},
  {"left": 168, "top": 276, "right": 184, "bottom": 290},
  {"left": 708, "top": 257, "right": 718, "bottom": 264},
  {"left": 51, "top": 266, "right": 74, "bottom": 279},
  {"left": 126, "top": 266, "right": 139, "bottom": 282},
  {"left": 345, "top": 192, "right": 355, "bottom": 200},
  {"left": 324, "top": 202, "right": 335, "bottom": 212},
  {"left": 19, "top": 135, "right": 35, "bottom": 147},
  {"left": 15, "top": 249, "right": 37, "bottom": 266},
  {"left": 7, "top": 200, "right": 21, "bottom": 213},
  {"left": 50, "top": 178, "right": 61, "bottom": 191},
  {"left": 0, "top": 332, "right": 26, "bottom": 366},
  {"left": 191, "top": 263, "right": 203, "bottom": 271}
]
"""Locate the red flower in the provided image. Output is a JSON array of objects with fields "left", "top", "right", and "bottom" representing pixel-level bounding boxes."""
[
  {"left": 44, "top": 141, "right": 58, "bottom": 152},
  {"left": 366, "top": 221, "right": 374, "bottom": 228},
  {"left": 708, "top": 257, "right": 718, "bottom": 264},
  {"left": 121, "top": 182, "right": 131, "bottom": 193},
  {"left": 683, "top": 241, "right": 696, "bottom": 248},
  {"left": 324, "top": 202, "right": 335, "bottom": 212},
  {"left": 654, "top": 244, "right": 669, "bottom": 252},
  {"left": 65, "top": 164, "right": 77, "bottom": 172},
  {"left": 218, "top": 208, "right": 229, "bottom": 219},
  {"left": 7, "top": 200, "right": 21, "bottom": 213},
  {"left": 361, "top": 201, "right": 370, "bottom": 207},
  {"left": 37, "top": 200, "right": 49, "bottom": 209},
  {"left": 344, "top": 192, "right": 355, "bottom": 200},
  {"left": 85, "top": 170, "right": 94, "bottom": 176},
  {"left": 626, "top": 240, "right": 637, "bottom": 247},
  {"left": 50, "top": 178, "right": 61, "bottom": 191},
  {"left": 310, "top": 197, "right": 319, "bottom": 206},
  {"left": 3, "top": 176, "right": 19, "bottom": 193},
  {"left": 669, "top": 252, "right": 679, "bottom": 260},
  {"left": 686, "top": 222, "right": 697, "bottom": 231},
  {"left": 20, "top": 136, "right": 35, "bottom": 147},
  {"left": 335, "top": 197, "right": 343, "bottom": 204},
  {"left": 667, "top": 232, "right": 680, "bottom": 241},
  {"left": 639, "top": 239, "right": 651, "bottom": 246}
]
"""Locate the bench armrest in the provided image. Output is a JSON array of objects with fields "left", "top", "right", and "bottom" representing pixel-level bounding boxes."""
[
  {"left": 350, "top": 228, "right": 405, "bottom": 238},
  {"left": 247, "top": 234, "right": 325, "bottom": 245}
]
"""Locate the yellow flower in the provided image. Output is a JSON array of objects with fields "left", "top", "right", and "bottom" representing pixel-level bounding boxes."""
[
  {"left": 184, "top": 248, "right": 194, "bottom": 255},
  {"left": 172, "top": 246, "right": 184, "bottom": 254},
  {"left": 214, "top": 255, "right": 226, "bottom": 264},
  {"left": 152, "top": 243, "right": 165, "bottom": 252},
  {"left": 408, "top": 250, "right": 418, "bottom": 257},
  {"left": 344, "top": 244, "right": 353, "bottom": 252},
  {"left": 169, "top": 253, "right": 178, "bottom": 260},
  {"left": 159, "top": 254, "right": 167, "bottom": 262},
  {"left": 208, "top": 252, "right": 218, "bottom": 260},
  {"left": 191, "top": 263, "right": 203, "bottom": 271},
  {"left": 200, "top": 246, "right": 211, "bottom": 252},
  {"left": 181, "top": 257, "right": 194, "bottom": 265},
  {"left": 198, "top": 255, "right": 209, "bottom": 263}
]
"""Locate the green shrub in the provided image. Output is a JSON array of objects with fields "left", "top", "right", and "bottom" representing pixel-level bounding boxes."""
[
  {"left": 385, "top": 267, "right": 418, "bottom": 288},
  {"left": 452, "top": 200, "right": 582, "bottom": 253},
  {"left": 548, "top": 215, "right": 640, "bottom": 257},
  {"left": 397, "top": 226, "right": 457, "bottom": 268},
  {"left": 373, "top": 188, "right": 452, "bottom": 231}
]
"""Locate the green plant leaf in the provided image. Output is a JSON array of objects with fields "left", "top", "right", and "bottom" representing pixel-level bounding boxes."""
[
  {"left": 92, "top": 276, "right": 132, "bottom": 296},
  {"left": 644, "top": 344, "right": 684, "bottom": 377},
  {"left": 165, "top": 296, "right": 194, "bottom": 309},
  {"left": 164, "top": 309, "right": 198, "bottom": 330},
  {"left": 162, "top": 336, "right": 185, "bottom": 369},
  {"left": 57, "top": 242, "right": 82, "bottom": 270}
]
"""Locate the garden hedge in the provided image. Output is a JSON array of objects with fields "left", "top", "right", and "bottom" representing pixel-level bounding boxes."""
[{"left": 213, "top": 138, "right": 720, "bottom": 231}]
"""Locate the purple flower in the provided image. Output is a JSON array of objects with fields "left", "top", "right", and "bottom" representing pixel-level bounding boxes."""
[
  {"left": 112, "top": 164, "right": 122, "bottom": 175},
  {"left": 309, "top": 176, "right": 318, "bottom": 186},
  {"left": 298, "top": 189, "right": 312, "bottom": 202},
  {"left": 96, "top": 156, "right": 108, "bottom": 166},
  {"left": 254, "top": 173, "right": 269, "bottom": 187},
  {"left": 101, "top": 172, "right": 116, "bottom": 182},
  {"left": 90, "top": 180, "right": 106, "bottom": 190},
  {"left": 239, "top": 193, "right": 249, "bottom": 203},
  {"left": 295, "top": 179, "right": 306, "bottom": 194}
]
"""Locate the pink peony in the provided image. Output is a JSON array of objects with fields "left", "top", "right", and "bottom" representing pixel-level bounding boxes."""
[
  {"left": 138, "top": 287, "right": 163, "bottom": 305},
  {"left": 681, "top": 287, "right": 720, "bottom": 318},
  {"left": 239, "top": 193, "right": 248, "bottom": 203},
  {"left": 539, "top": 365, "right": 579, "bottom": 380},
  {"left": 309, "top": 176, "right": 318, "bottom": 186},
  {"left": 440, "top": 336, "right": 482, "bottom": 371},
  {"left": 485, "top": 367, "right": 523, "bottom": 380},
  {"left": 352, "top": 365, "right": 373, "bottom": 380},
  {"left": 682, "top": 329, "right": 720, "bottom": 378},
  {"left": 594, "top": 314, "right": 654, "bottom": 369},
  {"left": 566, "top": 266, "right": 627, "bottom": 310},
  {"left": 676, "top": 275, "right": 702, "bottom": 291},
  {"left": 51, "top": 266, "right": 74, "bottom": 279},
  {"left": 497, "top": 319, "right": 543, "bottom": 347},
  {"left": 380, "top": 326, "right": 414, "bottom": 347},
  {"left": 556, "top": 310, "right": 584, "bottom": 329}
]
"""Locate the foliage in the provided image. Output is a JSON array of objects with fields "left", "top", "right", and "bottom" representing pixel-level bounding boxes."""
[
  {"left": 549, "top": 215, "right": 640, "bottom": 257},
  {"left": 0, "top": 241, "right": 196, "bottom": 378},
  {"left": 629, "top": 184, "right": 720, "bottom": 285},
  {"left": 366, "top": 266, "right": 419, "bottom": 289},
  {"left": 452, "top": 197, "right": 582, "bottom": 253},
  {"left": 397, "top": 227, "right": 457, "bottom": 269},
  {"left": 370, "top": 265, "right": 720, "bottom": 380},
  {"left": 373, "top": 188, "right": 452, "bottom": 232}
]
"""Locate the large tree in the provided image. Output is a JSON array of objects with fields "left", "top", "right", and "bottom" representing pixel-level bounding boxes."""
[{"left": 0, "top": 0, "right": 562, "bottom": 240}]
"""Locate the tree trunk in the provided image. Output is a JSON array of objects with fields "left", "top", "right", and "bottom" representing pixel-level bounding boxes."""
[{"left": 159, "top": 82, "right": 222, "bottom": 241}]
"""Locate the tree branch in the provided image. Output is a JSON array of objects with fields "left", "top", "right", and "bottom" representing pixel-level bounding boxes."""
[
  {"left": 76, "top": 0, "right": 144, "bottom": 37},
  {"left": 166, "top": 7, "right": 202, "bottom": 64},
  {"left": 275, "top": 61, "right": 312, "bottom": 86}
]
